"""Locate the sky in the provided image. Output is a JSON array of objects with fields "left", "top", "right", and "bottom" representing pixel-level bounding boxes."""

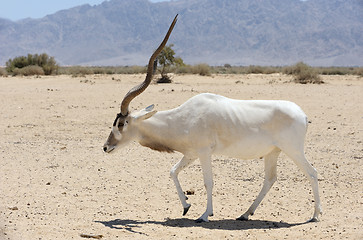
[{"left": 0, "top": 0, "right": 167, "bottom": 21}]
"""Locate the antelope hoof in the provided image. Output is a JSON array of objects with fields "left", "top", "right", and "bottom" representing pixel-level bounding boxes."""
[
  {"left": 236, "top": 215, "right": 249, "bottom": 221},
  {"left": 183, "top": 204, "right": 191, "bottom": 216},
  {"left": 195, "top": 212, "right": 212, "bottom": 223},
  {"left": 195, "top": 218, "right": 208, "bottom": 223},
  {"left": 309, "top": 217, "right": 320, "bottom": 223}
]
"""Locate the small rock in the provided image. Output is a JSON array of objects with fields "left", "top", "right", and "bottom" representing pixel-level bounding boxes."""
[
  {"left": 185, "top": 190, "right": 195, "bottom": 195},
  {"left": 80, "top": 234, "right": 103, "bottom": 239}
]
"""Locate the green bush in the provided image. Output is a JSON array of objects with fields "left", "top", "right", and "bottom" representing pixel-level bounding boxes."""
[
  {"left": 284, "top": 62, "right": 323, "bottom": 84},
  {"left": 6, "top": 53, "right": 58, "bottom": 75}
]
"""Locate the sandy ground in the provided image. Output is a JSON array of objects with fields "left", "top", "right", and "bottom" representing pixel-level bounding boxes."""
[{"left": 0, "top": 73, "right": 362, "bottom": 240}]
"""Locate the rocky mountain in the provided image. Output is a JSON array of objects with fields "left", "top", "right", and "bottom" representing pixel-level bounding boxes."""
[{"left": 0, "top": 0, "right": 362, "bottom": 66}]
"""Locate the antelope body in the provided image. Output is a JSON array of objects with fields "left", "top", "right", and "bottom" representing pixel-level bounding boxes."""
[{"left": 103, "top": 15, "right": 322, "bottom": 223}]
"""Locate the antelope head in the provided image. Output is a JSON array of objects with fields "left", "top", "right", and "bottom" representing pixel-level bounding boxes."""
[{"left": 103, "top": 15, "right": 178, "bottom": 153}]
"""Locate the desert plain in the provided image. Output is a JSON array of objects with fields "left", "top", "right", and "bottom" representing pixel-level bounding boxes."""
[{"left": 0, "top": 73, "right": 362, "bottom": 239}]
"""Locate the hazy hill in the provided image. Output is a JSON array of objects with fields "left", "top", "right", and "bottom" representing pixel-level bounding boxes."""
[{"left": 0, "top": 0, "right": 362, "bottom": 66}]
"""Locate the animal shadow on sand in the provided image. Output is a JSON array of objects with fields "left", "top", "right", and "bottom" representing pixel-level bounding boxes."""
[{"left": 95, "top": 218, "right": 308, "bottom": 235}]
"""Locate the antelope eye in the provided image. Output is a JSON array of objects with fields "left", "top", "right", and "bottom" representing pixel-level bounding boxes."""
[{"left": 118, "top": 122, "right": 124, "bottom": 127}]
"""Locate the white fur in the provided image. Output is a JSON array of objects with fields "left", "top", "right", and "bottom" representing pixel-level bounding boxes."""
[
  {"left": 104, "top": 93, "right": 322, "bottom": 222},
  {"left": 112, "top": 119, "right": 122, "bottom": 140}
]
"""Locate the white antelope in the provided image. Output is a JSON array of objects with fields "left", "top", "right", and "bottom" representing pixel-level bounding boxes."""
[{"left": 103, "top": 15, "right": 322, "bottom": 223}]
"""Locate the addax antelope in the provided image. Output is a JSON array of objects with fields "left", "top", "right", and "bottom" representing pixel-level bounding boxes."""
[{"left": 103, "top": 15, "right": 322, "bottom": 223}]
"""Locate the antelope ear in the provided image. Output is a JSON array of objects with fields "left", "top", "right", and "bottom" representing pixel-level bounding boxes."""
[{"left": 133, "top": 104, "right": 157, "bottom": 121}]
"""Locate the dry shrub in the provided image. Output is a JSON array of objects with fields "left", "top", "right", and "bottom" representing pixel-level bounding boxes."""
[
  {"left": 0, "top": 68, "right": 7, "bottom": 76},
  {"left": 354, "top": 67, "right": 363, "bottom": 77},
  {"left": 284, "top": 62, "right": 323, "bottom": 84},
  {"left": 192, "top": 64, "right": 211, "bottom": 76},
  {"left": 174, "top": 65, "right": 193, "bottom": 74},
  {"left": 116, "top": 66, "right": 146, "bottom": 74},
  {"left": 12, "top": 65, "right": 44, "bottom": 76},
  {"left": 318, "top": 67, "right": 352, "bottom": 75},
  {"left": 71, "top": 66, "right": 93, "bottom": 76},
  {"left": 246, "top": 65, "right": 265, "bottom": 74}
]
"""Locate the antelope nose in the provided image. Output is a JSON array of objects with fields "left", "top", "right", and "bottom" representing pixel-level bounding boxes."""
[{"left": 103, "top": 146, "right": 107, "bottom": 152}]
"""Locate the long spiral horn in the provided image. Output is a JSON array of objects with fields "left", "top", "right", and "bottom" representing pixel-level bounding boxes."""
[{"left": 120, "top": 14, "right": 178, "bottom": 116}]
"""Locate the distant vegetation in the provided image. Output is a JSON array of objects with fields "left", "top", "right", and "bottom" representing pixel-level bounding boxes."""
[
  {"left": 1, "top": 54, "right": 362, "bottom": 84},
  {"left": 156, "top": 44, "right": 185, "bottom": 83},
  {"left": 59, "top": 64, "right": 361, "bottom": 76},
  {"left": 57, "top": 65, "right": 146, "bottom": 77},
  {"left": 5, "top": 53, "right": 58, "bottom": 75},
  {"left": 57, "top": 64, "right": 361, "bottom": 82},
  {"left": 0, "top": 67, "right": 7, "bottom": 76},
  {"left": 283, "top": 62, "right": 323, "bottom": 84}
]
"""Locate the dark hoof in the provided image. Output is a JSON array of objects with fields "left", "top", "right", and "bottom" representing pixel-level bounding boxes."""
[
  {"left": 195, "top": 218, "right": 207, "bottom": 223},
  {"left": 308, "top": 217, "right": 319, "bottom": 223},
  {"left": 236, "top": 215, "right": 249, "bottom": 221},
  {"left": 183, "top": 204, "right": 191, "bottom": 216}
]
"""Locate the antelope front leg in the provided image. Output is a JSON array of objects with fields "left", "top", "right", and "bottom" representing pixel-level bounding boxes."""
[
  {"left": 170, "top": 156, "right": 195, "bottom": 216},
  {"left": 196, "top": 154, "right": 214, "bottom": 223}
]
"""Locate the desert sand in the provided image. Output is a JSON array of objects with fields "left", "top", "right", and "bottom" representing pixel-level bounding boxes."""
[{"left": 0, "top": 73, "right": 362, "bottom": 240}]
